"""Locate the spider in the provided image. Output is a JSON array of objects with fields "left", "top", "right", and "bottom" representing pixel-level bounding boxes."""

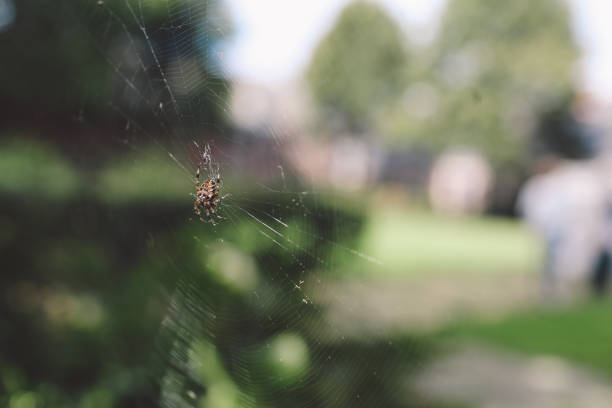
[{"left": 193, "top": 164, "right": 226, "bottom": 224}]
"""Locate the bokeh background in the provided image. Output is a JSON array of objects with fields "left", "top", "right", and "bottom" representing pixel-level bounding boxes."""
[{"left": 2, "top": 0, "right": 612, "bottom": 407}]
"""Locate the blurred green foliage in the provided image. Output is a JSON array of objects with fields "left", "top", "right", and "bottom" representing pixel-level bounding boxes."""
[
  {"left": 419, "top": 0, "right": 577, "bottom": 166},
  {"left": 0, "top": 0, "right": 107, "bottom": 115},
  {"left": 0, "top": 138, "right": 81, "bottom": 200},
  {"left": 308, "top": 0, "right": 578, "bottom": 168},
  {"left": 307, "top": 1, "right": 409, "bottom": 134},
  {"left": 0, "top": 0, "right": 229, "bottom": 140},
  {"left": 0, "top": 138, "right": 438, "bottom": 407},
  {"left": 96, "top": 151, "right": 192, "bottom": 204}
]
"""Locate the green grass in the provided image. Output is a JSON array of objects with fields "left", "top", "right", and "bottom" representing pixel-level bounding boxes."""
[
  {"left": 356, "top": 208, "right": 543, "bottom": 276},
  {"left": 437, "top": 299, "right": 612, "bottom": 377}
]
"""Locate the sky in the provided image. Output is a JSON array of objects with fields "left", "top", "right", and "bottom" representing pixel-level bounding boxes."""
[{"left": 222, "top": 0, "right": 612, "bottom": 101}]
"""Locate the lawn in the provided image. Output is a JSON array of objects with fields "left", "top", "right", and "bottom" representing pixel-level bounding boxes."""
[
  {"left": 357, "top": 208, "right": 543, "bottom": 277},
  {"left": 437, "top": 299, "right": 612, "bottom": 377}
]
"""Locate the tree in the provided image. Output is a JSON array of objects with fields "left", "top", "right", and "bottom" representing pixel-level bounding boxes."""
[
  {"left": 384, "top": 0, "right": 578, "bottom": 167},
  {"left": 0, "top": 0, "right": 230, "bottom": 149},
  {"left": 306, "top": 1, "right": 409, "bottom": 134}
]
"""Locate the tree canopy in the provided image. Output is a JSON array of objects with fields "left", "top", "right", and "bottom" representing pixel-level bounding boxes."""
[
  {"left": 425, "top": 0, "right": 578, "bottom": 165},
  {"left": 308, "top": 0, "right": 579, "bottom": 167},
  {"left": 0, "top": 0, "right": 230, "bottom": 144},
  {"left": 306, "top": 1, "right": 409, "bottom": 134}
]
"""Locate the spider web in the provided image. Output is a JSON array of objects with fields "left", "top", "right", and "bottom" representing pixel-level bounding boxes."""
[{"left": 76, "top": 1, "right": 421, "bottom": 407}]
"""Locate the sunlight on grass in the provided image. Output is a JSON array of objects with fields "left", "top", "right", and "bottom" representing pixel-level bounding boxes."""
[{"left": 358, "top": 209, "right": 543, "bottom": 276}]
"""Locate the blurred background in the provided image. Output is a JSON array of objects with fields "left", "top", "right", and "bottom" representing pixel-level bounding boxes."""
[{"left": 2, "top": 0, "right": 612, "bottom": 407}]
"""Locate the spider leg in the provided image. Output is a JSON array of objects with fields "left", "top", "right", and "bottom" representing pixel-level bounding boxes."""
[
  {"left": 204, "top": 208, "right": 218, "bottom": 226},
  {"left": 207, "top": 205, "right": 223, "bottom": 221},
  {"left": 195, "top": 205, "right": 207, "bottom": 223},
  {"left": 195, "top": 165, "right": 200, "bottom": 188}
]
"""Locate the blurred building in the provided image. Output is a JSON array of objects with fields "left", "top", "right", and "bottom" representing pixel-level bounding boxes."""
[
  {"left": 230, "top": 80, "right": 311, "bottom": 133},
  {"left": 230, "top": 79, "right": 384, "bottom": 192},
  {"left": 283, "top": 135, "right": 382, "bottom": 192}
]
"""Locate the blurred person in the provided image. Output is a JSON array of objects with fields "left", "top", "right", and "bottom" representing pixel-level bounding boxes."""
[
  {"left": 591, "top": 154, "right": 612, "bottom": 294},
  {"left": 428, "top": 148, "right": 493, "bottom": 215},
  {"left": 517, "top": 157, "right": 609, "bottom": 300}
]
